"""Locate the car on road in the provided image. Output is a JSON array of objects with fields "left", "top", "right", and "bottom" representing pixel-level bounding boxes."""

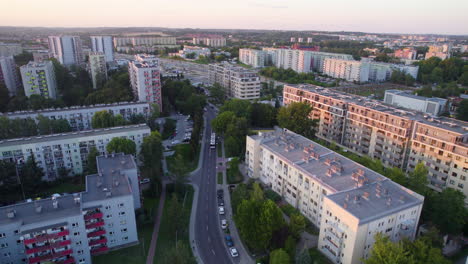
[
  {"left": 218, "top": 198, "right": 224, "bottom": 206},
  {"left": 217, "top": 189, "right": 224, "bottom": 198},
  {"left": 139, "top": 178, "right": 150, "bottom": 184},
  {"left": 229, "top": 247, "right": 239, "bottom": 257},
  {"left": 225, "top": 235, "right": 234, "bottom": 247},
  {"left": 221, "top": 219, "right": 227, "bottom": 229},
  {"left": 218, "top": 206, "right": 225, "bottom": 215},
  {"left": 171, "top": 140, "right": 180, "bottom": 145}
]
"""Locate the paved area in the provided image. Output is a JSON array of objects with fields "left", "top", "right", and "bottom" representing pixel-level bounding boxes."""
[
  {"left": 145, "top": 181, "right": 167, "bottom": 264},
  {"left": 160, "top": 114, "right": 192, "bottom": 148}
]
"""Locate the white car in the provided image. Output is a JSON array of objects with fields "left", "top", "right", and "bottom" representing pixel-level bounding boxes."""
[
  {"left": 229, "top": 247, "right": 239, "bottom": 257},
  {"left": 218, "top": 206, "right": 225, "bottom": 215},
  {"left": 140, "top": 178, "right": 150, "bottom": 184},
  {"left": 221, "top": 219, "right": 227, "bottom": 229}
]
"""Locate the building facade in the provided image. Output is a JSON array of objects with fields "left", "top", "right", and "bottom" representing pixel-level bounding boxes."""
[
  {"left": 384, "top": 90, "right": 447, "bottom": 116},
  {"left": 393, "top": 48, "right": 417, "bottom": 60},
  {"left": 90, "top": 36, "right": 114, "bottom": 62},
  {"left": 0, "top": 154, "right": 140, "bottom": 264},
  {"left": 245, "top": 128, "right": 424, "bottom": 264},
  {"left": 113, "top": 37, "right": 176, "bottom": 47},
  {"left": 208, "top": 62, "right": 260, "bottom": 100},
  {"left": 0, "top": 56, "right": 20, "bottom": 96},
  {"left": 128, "top": 54, "right": 162, "bottom": 111},
  {"left": 88, "top": 52, "right": 108, "bottom": 89},
  {"left": 20, "top": 61, "right": 57, "bottom": 99},
  {"left": 239, "top": 49, "right": 265, "bottom": 68},
  {"left": 33, "top": 51, "right": 51, "bottom": 63},
  {"left": 425, "top": 45, "right": 451, "bottom": 60},
  {"left": 192, "top": 37, "right": 226, "bottom": 47},
  {"left": 170, "top": 46, "right": 211, "bottom": 59},
  {"left": 323, "top": 59, "right": 370, "bottom": 82},
  {"left": 0, "top": 43, "right": 22, "bottom": 57},
  {"left": 0, "top": 124, "right": 150, "bottom": 180},
  {"left": 48, "top": 36, "right": 84, "bottom": 66}
]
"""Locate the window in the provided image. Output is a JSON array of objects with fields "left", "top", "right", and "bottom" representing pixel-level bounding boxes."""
[
  {"left": 108, "top": 223, "right": 114, "bottom": 228},
  {"left": 74, "top": 232, "right": 80, "bottom": 236},
  {"left": 72, "top": 222, "right": 79, "bottom": 228},
  {"left": 118, "top": 203, "right": 125, "bottom": 208},
  {"left": 121, "top": 228, "right": 127, "bottom": 233},
  {"left": 106, "top": 214, "right": 112, "bottom": 219},
  {"left": 123, "top": 236, "right": 128, "bottom": 241},
  {"left": 0, "top": 243, "right": 8, "bottom": 248},
  {"left": 79, "top": 259, "right": 85, "bottom": 264},
  {"left": 4, "top": 252, "right": 11, "bottom": 257},
  {"left": 118, "top": 211, "right": 126, "bottom": 216},
  {"left": 76, "top": 241, "right": 82, "bottom": 246},
  {"left": 109, "top": 231, "right": 114, "bottom": 236},
  {"left": 14, "top": 230, "right": 19, "bottom": 235},
  {"left": 78, "top": 250, "right": 83, "bottom": 255},
  {"left": 0, "top": 233, "right": 5, "bottom": 238},
  {"left": 105, "top": 205, "right": 111, "bottom": 210},
  {"left": 120, "top": 220, "right": 127, "bottom": 225}
]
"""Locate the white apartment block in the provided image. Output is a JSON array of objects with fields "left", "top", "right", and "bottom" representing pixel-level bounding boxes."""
[
  {"left": 192, "top": 37, "right": 226, "bottom": 47},
  {"left": 88, "top": 52, "right": 108, "bottom": 89},
  {"left": 128, "top": 54, "right": 162, "bottom": 111},
  {"left": 0, "top": 154, "right": 140, "bottom": 264},
  {"left": 20, "top": 61, "right": 57, "bottom": 99},
  {"left": 2, "top": 101, "right": 151, "bottom": 131},
  {"left": 262, "top": 48, "right": 278, "bottom": 66},
  {"left": 90, "top": 36, "right": 114, "bottom": 62},
  {"left": 48, "top": 36, "right": 84, "bottom": 66},
  {"left": 0, "top": 56, "right": 20, "bottom": 96},
  {"left": 246, "top": 128, "right": 424, "bottom": 264},
  {"left": 208, "top": 62, "right": 260, "bottom": 100},
  {"left": 384, "top": 90, "right": 447, "bottom": 116},
  {"left": 113, "top": 37, "right": 176, "bottom": 47},
  {"left": 0, "top": 43, "right": 22, "bottom": 56},
  {"left": 323, "top": 59, "right": 370, "bottom": 83},
  {"left": 239, "top": 49, "right": 265, "bottom": 68},
  {"left": 171, "top": 46, "right": 211, "bottom": 59},
  {"left": 0, "top": 124, "right": 150, "bottom": 180}
]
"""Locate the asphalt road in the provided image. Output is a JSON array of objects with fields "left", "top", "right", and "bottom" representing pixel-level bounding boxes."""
[{"left": 193, "top": 107, "right": 237, "bottom": 264}]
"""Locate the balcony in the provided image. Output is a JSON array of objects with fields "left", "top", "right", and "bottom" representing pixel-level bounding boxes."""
[
  {"left": 84, "top": 212, "right": 103, "bottom": 221},
  {"left": 26, "top": 240, "right": 71, "bottom": 254},
  {"left": 24, "top": 230, "right": 70, "bottom": 245},
  {"left": 89, "top": 238, "right": 107, "bottom": 246},
  {"left": 87, "top": 229, "right": 106, "bottom": 238},
  {"left": 28, "top": 249, "right": 73, "bottom": 264},
  {"left": 91, "top": 246, "right": 109, "bottom": 255},
  {"left": 85, "top": 221, "right": 105, "bottom": 230}
]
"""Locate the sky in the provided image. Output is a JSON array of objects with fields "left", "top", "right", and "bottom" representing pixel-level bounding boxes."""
[{"left": 1, "top": 0, "right": 467, "bottom": 35}]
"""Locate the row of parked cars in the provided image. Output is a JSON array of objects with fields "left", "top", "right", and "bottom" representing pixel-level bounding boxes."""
[{"left": 217, "top": 189, "right": 239, "bottom": 258}]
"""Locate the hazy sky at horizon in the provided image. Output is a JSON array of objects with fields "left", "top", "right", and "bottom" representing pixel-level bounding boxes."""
[{"left": 1, "top": 0, "right": 467, "bottom": 35}]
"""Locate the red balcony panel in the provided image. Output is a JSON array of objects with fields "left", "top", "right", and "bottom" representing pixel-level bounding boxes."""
[
  {"left": 84, "top": 212, "right": 103, "bottom": 221},
  {"left": 91, "top": 246, "right": 109, "bottom": 255},
  {"left": 25, "top": 240, "right": 71, "bottom": 254},
  {"left": 89, "top": 238, "right": 107, "bottom": 246},
  {"left": 87, "top": 230, "right": 106, "bottom": 238},
  {"left": 85, "top": 221, "right": 105, "bottom": 230},
  {"left": 24, "top": 230, "right": 70, "bottom": 245},
  {"left": 28, "top": 249, "right": 73, "bottom": 264}
]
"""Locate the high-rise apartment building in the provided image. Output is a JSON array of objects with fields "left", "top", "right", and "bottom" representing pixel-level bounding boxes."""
[
  {"left": 246, "top": 128, "right": 424, "bottom": 264},
  {"left": 238, "top": 49, "right": 265, "bottom": 68},
  {"left": 48, "top": 36, "right": 84, "bottom": 66},
  {"left": 307, "top": 37, "right": 313, "bottom": 43},
  {"left": 323, "top": 59, "right": 370, "bottom": 82},
  {"left": 0, "top": 124, "right": 150, "bottom": 180},
  {"left": 0, "top": 56, "right": 20, "bottom": 96},
  {"left": 283, "top": 84, "right": 468, "bottom": 203},
  {"left": 0, "top": 43, "right": 22, "bottom": 56},
  {"left": 2, "top": 102, "right": 151, "bottom": 131},
  {"left": 20, "top": 61, "right": 57, "bottom": 99},
  {"left": 384, "top": 90, "right": 447, "bottom": 116},
  {"left": 90, "top": 36, "right": 114, "bottom": 62},
  {"left": 208, "top": 62, "right": 260, "bottom": 100},
  {"left": 88, "top": 52, "right": 108, "bottom": 89},
  {"left": 128, "top": 54, "right": 162, "bottom": 111},
  {"left": 0, "top": 153, "right": 140, "bottom": 264}
]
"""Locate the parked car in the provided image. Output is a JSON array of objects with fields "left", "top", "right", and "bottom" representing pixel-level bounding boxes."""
[
  {"left": 225, "top": 235, "right": 233, "bottom": 247},
  {"left": 217, "top": 189, "right": 224, "bottom": 198},
  {"left": 230, "top": 247, "right": 239, "bottom": 257},
  {"left": 218, "top": 198, "right": 224, "bottom": 206},
  {"left": 218, "top": 206, "right": 225, "bottom": 215},
  {"left": 139, "top": 178, "right": 150, "bottom": 184},
  {"left": 221, "top": 219, "right": 227, "bottom": 229}
]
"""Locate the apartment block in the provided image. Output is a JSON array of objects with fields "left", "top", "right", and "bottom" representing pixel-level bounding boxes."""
[
  {"left": 32, "top": 50, "right": 51, "bottom": 63},
  {"left": 208, "top": 62, "right": 260, "bottom": 100},
  {"left": 90, "top": 36, "right": 114, "bottom": 62},
  {"left": 0, "top": 43, "right": 22, "bottom": 56},
  {"left": 425, "top": 45, "right": 451, "bottom": 60},
  {"left": 170, "top": 46, "right": 211, "bottom": 59},
  {"left": 128, "top": 54, "right": 162, "bottom": 111},
  {"left": 192, "top": 37, "right": 226, "bottom": 47},
  {"left": 283, "top": 84, "right": 468, "bottom": 203},
  {"left": 245, "top": 128, "right": 424, "bottom": 264},
  {"left": 88, "top": 52, "right": 108, "bottom": 89},
  {"left": 2, "top": 102, "right": 151, "bottom": 131},
  {"left": 48, "top": 36, "right": 84, "bottom": 66},
  {"left": 20, "top": 61, "right": 57, "bottom": 99},
  {"left": 113, "top": 37, "right": 176, "bottom": 47},
  {"left": 384, "top": 90, "right": 447, "bottom": 116},
  {"left": 323, "top": 59, "right": 370, "bottom": 83},
  {"left": 239, "top": 49, "right": 265, "bottom": 68},
  {"left": 0, "top": 153, "right": 140, "bottom": 264},
  {"left": 0, "top": 56, "right": 20, "bottom": 96},
  {"left": 0, "top": 124, "right": 150, "bottom": 180},
  {"left": 393, "top": 48, "right": 417, "bottom": 60}
]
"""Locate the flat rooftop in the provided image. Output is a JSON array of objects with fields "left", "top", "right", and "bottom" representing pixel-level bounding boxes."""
[
  {"left": 0, "top": 124, "right": 150, "bottom": 148},
  {"left": 386, "top": 89, "right": 447, "bottom": 103}
]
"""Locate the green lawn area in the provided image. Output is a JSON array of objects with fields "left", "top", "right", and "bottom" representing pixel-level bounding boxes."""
[
  {"left": 217, "top": 172, "right": 223, "bottom": 184},
  {"left": 227, "top": 158, "right": 244, "bottom": 184},
  {"left": 93, "top": 196, "right": 159, "bottom": 264},
  {"left": 217, "top": 142, "right": 222, "bottom": 158},
  {"left": 154, "top": 185, "right": 194, "bottom": 263},
  {"left": 162, "top": 118, "right": 177, "bottom": 140},
  {"left": 166, "top": 144, "right": 200, "bottom": 174}
]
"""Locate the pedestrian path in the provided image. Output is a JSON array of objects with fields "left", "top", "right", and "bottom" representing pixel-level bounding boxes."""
[{"left": 145, "top": 182, "right": 167, "bottom": 264}]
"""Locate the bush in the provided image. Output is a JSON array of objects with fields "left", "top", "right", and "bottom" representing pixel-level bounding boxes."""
[
  {"left": 280, "top": 204, "right": 300, "bottom": 217},
  {"left": 265, "top": 189, "right": 282, "bottom": 203}
]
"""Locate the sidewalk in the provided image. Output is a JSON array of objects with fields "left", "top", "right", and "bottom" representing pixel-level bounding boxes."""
[{"left": 145, "top": 181, "right": 167, "bottom": 264}]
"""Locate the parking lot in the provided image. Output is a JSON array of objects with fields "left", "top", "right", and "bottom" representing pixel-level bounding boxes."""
[{"left": 160, "top": 114, "right": 193, "bottom": 149}]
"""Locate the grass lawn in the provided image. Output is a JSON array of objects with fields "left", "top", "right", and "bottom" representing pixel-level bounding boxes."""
[
  {"left": 217, "top": 142, "right": 222, "bottom": 158},
  {"left": 227, "top": 158, "right": 244, "bottom": 184},
  {"left": 154, "top": 185, "right": 194, "bottom": 263},
  {"left": 162, "top": 118, "right": 177, "bottom": 140},
  {"left": 93, "top": 196, "right": 159, "bottom": 264},
  {"left": 166, "top": 144, "right": 200, "bottom": 174},
  {"left": 217, "top": 172, "right": 223, "bottom": 185}
]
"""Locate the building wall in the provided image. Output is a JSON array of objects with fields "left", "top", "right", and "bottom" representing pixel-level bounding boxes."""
[
  {"left": 20, "top": 61, "right": 57, "bottom": 99},
  {"left": 48, "top": 36, "right": 83, "bottom": 66},
  {"left": 128, "top": 55, "right": 162, "bottom": 110},
  {"left": 384, "top": 90, "right": 447, "bottom": 116},
  {"left": 208, "top": 63, "right": 260, "bottom": 100},
  {"left": 0, "top": 56, "right": 20, "bottom": 96},
  {"left": 89, "top": 53, "right": 108, "bottom": 89},
  {"left": 91, "top": 36, "right": 114, "bottom": 62},
  {"left": 239, "top": 49, "right": 265, "bottom": 68},
  {"left": 0, "top": 43, "right": 23, "bottom": 57}
]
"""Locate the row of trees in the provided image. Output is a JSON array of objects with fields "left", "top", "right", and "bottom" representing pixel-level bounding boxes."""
[
  {"left": 0, "top": 115, "right": 71, "bottom": 140},
  {"left": 259, "top": 67, "right": 336, "bottom": 87},
  {"left": 416, "top": 57, "right": 468, "bottom": 86},
  {"left": 390, "top": 70, "right": 416, "bottom": 86}
]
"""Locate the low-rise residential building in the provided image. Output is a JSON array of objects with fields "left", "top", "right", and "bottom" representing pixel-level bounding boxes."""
[
  {"left": 170, "top": 46, "right": 211, "bottom": 59},
  {"left": 0, "top": 124, "right": 150, "bottom": 180},
  {"left": 2, "top": 102, "right": 151, "bottom": 131},
  {"left": 384, "top": 90, "right": 448, "bottom": 116},
  {"left": 88, "top": 52, "right": 108, "bottom": 89},
  {"left": 238, "top": 49, "right": 265, "bottom": 68},
  {"left": 0, "top": 56, "right": 20, "bottom": 96},
  {"left": 0, "top": 42, "right": 23, "bottom": 56},
  {"left": 208, "top": 62, "right": 260, "bottom": 100},
  {"left": 113, "top": 36, "right": 176, "bottom": 48},
  {"left": 393, "top": 47, "right": 417, "bottom": 60},
  {"left": 128, "top": 54, "right": 162, "bottom": 111},
  {"left": 0, "top": 153, "right": 140, "bottom": 264},
  {"left": 20, "top": 61, "right": 57, "bottom": 99},
  {"left": 425, "top": 44, "right": 451, "bottom": 60},
  {"left": 246, "top": 128, "right": 424, "bottom": 264}
]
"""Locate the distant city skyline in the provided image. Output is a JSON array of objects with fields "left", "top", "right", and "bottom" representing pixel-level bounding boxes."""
[{"left": 1, "top": 0, "right": 468, "bottom": 35}]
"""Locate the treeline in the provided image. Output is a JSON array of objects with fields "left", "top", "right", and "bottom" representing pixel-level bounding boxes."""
[
  {"left": 0, "top": 115, "right": 71, "bottom": 140},
  {"left": 319, "top": 40, "right": 377, "bottom": 59},
  {"left": 416, "top": 57, "right": 468, "bottom": 86},
  {"left": 259, "top": 67, "right": 336, "bottom": 87}
]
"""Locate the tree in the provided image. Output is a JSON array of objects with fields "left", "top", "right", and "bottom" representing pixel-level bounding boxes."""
[
  {"left": 163, "top": 240, "right": 195, "bottom": 264},
  {"left": 106, "top": 138, "right": 136, "bottom": 155},
  {"left": 285, "top": 235, "right": 297, "bottom": 260},
  {"left": 289, "top": 213, "right": 306, "bottom": 239},
  {"left": 92, "top": 110, "right": 115, "bottom": 128},
  {"left": 429, "top": 188, "right": 467, "bottom": 235},
  {"left": 277, "top": 102, "right": 318, "bottom": 139},
  {"left": 257, "top": 200, "right": 285, "bottom": 250},
  {"left": 0, "top": 83, "right": 10, "bottom": 112},
  {"left": 20, "top": 154, "right": 44, "bottom": 196},
  {"left": 185, "top": 52, "right": 196, "bottom": 59},
  {"left": 231, "top": 183, "right": 249, "bottom": 213},
  {"left": 385, "top": 167, "right": 406, "bottom": 186},
  {"left": 167, "top": 193, "right": 184, "bottom": 236},
  {"left": 456, "top": 99, "right": 468, "bottom": 121},
  {"left": 250, "top": 182, "right": 264, "bottom": 201},
  {"left": 407, "top": 163, "right": 428, "bottom": 195},
  {"left": 296, "top": 248, "right": 312, "bottom": 264},
  {"left": 169, "top": 153, "right": 190, "bottom": 191},
  {"left": 87, "top": 147, "right": 99, "bottom": 174},
  {"left": 269, "top": 249, "right": 291, "bottom": 264},
  {"left": 220, "top": 99, "right": 251, "bottom": 120},
  {"left": 140, "top": 131, "right": 163, "bottom": 179},
  {"left": 364, "top": 233, "right": 411, "bottom": 264},
  {"left": 211, "top": 111, "right": 236, "bottom": 134},
  {"left": 209, "top": 83, "right": 226, "bottom": 105},
  {"left": 249, "top": 102, "right": 277, "bottom": 128}
]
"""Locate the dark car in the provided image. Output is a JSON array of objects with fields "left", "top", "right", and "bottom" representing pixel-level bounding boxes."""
[
  {"left": 225, "top": 235, "right": 234, "bottom": 247},
  {"left": 218, "top": 198, "right": 224, "bottom": 206}
]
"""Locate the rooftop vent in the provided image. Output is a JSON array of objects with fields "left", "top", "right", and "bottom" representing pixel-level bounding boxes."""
[
  {"left": 74, "top": 197, "right": 81, "bottom": 204},
  {"left": 343, "top": 202, "right": 348, "bottom": 209},
  {"left": 345, "top": 194, "right": 350, "bottom": 201},
  {"left": 114, "top": 180, "right": 120, "bottom": 187},
  {"left": 386, "top": 197, "right": 392, "bottom": 206},
  {"left": 362, "top": 191, "right": 370, "bottom": 200},
  {"left": 105, "top": 191, "right": 112, "bottom": 197},
  {"left": 53, "top": 200, "right": 59, "bottom": 209},
  {"left": 6, "top": 210, "right": 15, "bottom": 219},
  {"left": 35, "top": 205, "right": 42, "bottom": 214},
  {"left": 353, "top": 195, "right": 360, "bottom": 204}
]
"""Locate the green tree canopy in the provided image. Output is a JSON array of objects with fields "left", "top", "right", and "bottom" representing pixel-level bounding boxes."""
[
  {"left": 106, "top": 137, "right": 136, "bottom": 155},
  {"left": 456, "top": 99, "right": 468, "bottom": 121},
  {"left": 87, "top": 147, "right": 99, "bottom": 174},
  {"left": 269, "top": 248, "right": 291, "bottom": 264},
  {"left": 407, "top": 163, "right": 428, "bottom": 195},
  {"left": 429, "top": 188, "right": 467, "bottom": 235},
  {"left": 277, "top": 102, "right": 318, "bottom": 138}
]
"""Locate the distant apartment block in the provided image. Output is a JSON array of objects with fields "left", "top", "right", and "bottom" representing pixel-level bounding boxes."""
[
  {"left": 0, "top": 153, "right": 140, "bottom": 264},
  {"left": 393, "top": 47, "right": 417, "bottom": 60},
  {"left": 128, "top": 54, "right": 162, "bottom": 111},
  {"left": 384, "top": 90, "right": 447, "bottom": 116},
  {"left": 192, "top": 36, "right": 226, "bottom": 47},
  {"left": 238, "top": 49, "right": 265, "bottom": 68},
  {"left": 0, "top": 124, "right": 150, "bottom": 180},
  {"left": 283, "top": 84, "right": 468, "bottom": 203},
  {"left": 246, "top": 128, "right": 424, "bottom": 264},
  {"left": 170, "top": 46, "right": 211, "bottom": 59},
  {"left": 48, "top": 36, "right": 84, "bottom": 66},
  {"left": 0, "top": 42, "right": 22, "bottom": 56},
  {"left": 113, "top": 36, "right": 177, "bottom": 47},
  {"left": 0, "top": 56, "right": 20, "bottom": 96},
  {"left": 323, "top": 59, "right": 370, "bottom": 82},
  {"left": 90, "top": 36, "right": 114, "bottom": 62},
  {"left": 32, "top": 50, "right": 51, "bottom": 63},
  {"left": 425, "top": 44, "right": 451, "bottom": 60},
  {"left": 89, "top": 52, "right": 108, "bottom": 89},
  {"left": 20, "top": 61, "right": 57, "bottom": 99},
  {"left": 209, "top": 62, "right": 260, "bottom": 100},
  {"left": 307, "top": 37, "right": 313, "bottom": 43}
]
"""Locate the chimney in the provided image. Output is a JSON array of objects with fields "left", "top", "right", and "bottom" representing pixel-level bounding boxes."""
[
  {"left": 35, "top": 205, "right": 42, "bottom": 214},
  {"left": 399, "top": 195, "right": 405, "bottom": 203},
  {"left": 363, "top": 191, "right": 370, "bottom": 200},
  {"left": 386, "top": 197, "right": 392, "bottom": 206},
  {"left": 345, "top": 194, "right": 350, "bottom": 201},
  {"left": 6, "top": 210, "right": 15, "bottom": 219},
  {"left": 53, "top": 200, "right": 59, "bottom": 209}
]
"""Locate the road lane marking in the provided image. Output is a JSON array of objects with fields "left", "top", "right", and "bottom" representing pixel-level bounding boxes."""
[
  {"left": 206, "top": 225, "right": 209, "bottom": 231},
  {"left": 211, "top": 249, "right": 216, "bottom": 255}
]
